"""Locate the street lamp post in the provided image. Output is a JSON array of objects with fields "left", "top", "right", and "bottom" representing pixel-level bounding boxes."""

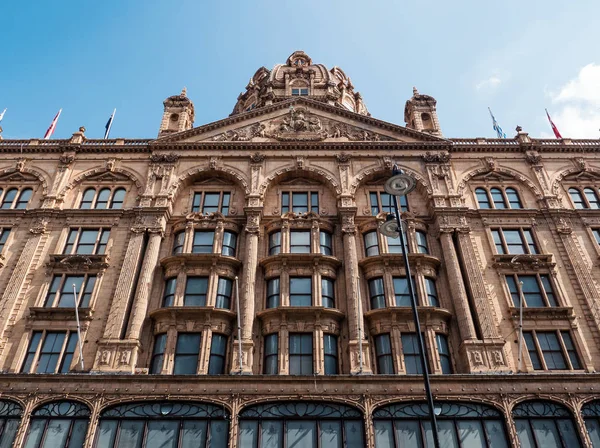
[{"left": 379, "top": 166, "right": 441, "bottom": 448}]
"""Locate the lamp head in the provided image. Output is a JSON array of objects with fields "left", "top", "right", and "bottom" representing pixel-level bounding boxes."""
[
  {"left": 379, "top": 214, "right": 401, "bottom": 238},
  {"left": 384, "top": 167, "right": 416, "bottom": 196}
]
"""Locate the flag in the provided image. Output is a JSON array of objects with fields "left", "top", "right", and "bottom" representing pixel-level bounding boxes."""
[
  {"left": 545, "top": 109, "right": 563, "bottom": 139},
  {"left": 488, "top": 107, "right": 506, "bottom": 138},
  {"left": 43, "top": 109, "right": 62, "bottom": 139},
  {"left": 104, "top": 108, "right": 116, "bottom": 139},
  {"left": 0, "top": 108, "right": 6, "bottom": 122}
]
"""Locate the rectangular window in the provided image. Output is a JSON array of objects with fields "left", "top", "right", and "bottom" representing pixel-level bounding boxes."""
[
  {"left": 208, "top": 334, "right": 227, "bottom": 374},
  {"left": 505, "top": 274, "right": 557, "bottom": 307},
  {"left": 401, "top": 333, "right": 422, "bottom": 374},
  {"left": 150, "top": 334, "right": 167, "bottom": 374},
  {"left": 191, "top": 191, "right": 230, "bottom": 215},
  {"left": 364, "top": 231, "right": 380, "bottom": 257},
  {"left": 174, "top": 333, "right": 201, "bottom": 374},
  {"left": 63, "top": 228, "right": 110, "bottom": 255},
  {"left": 319, "top": 231, "right": 333, "bottom": 255},
  {"left": 269, "top": 231, "right": 281, "bottom": 256},
  {"left": 593, "top": 229, "right": 600, "bottom": 245},
  {"left": 321, "top": 278, "right": 335, "bottom": 308},
  {"left": 281, "top": 191, "right": 319, "bottom": 214},
  {"left": 370, "top": 191, "right": 408, "bottom": 215},
  {"left": 524, "top": 331, "right": 582, "bottom": 370},
  {"left": 192, "top": 231, "right": 215, "bottom": 253},
  {"left": 184, "top": 277, "right": 208, "bottom": 306},
  {"left": 415, "top": 231, "right": 429, "bottom": 254},
  {"left": 215, "top": 278, "right": 233, "bottom": 309},
  {"left": 289, "top": 277, "right": 312, "bottom": 306},
  {"left": 436, "top": 334, "right": 453, "bottom": 374},
  {"left": 222, "top": 231, "right": 237, "bottom": 257},
  {"left": 22, "top": 331, "right": 78, "bottom": 374},
  {"left": 323, "top": 334, "right": 338, "bottom": 375},
  {"left": 162, "top": 278, "right": 177, "bottom": 307},
  {"left": 425, "top": 278, "right": 439, "bottom": 307},
  {"left": 289, "top": 333, "right": 313, "bottom": 375},
  {"left": 290, "top": 230, "right": 311, "bottom": 253},
  {"left": 393, "top": 277, "right": 415, "bottom": 307},
  {"left": 172, "top": 231, "right": 185, "bottom": 254},
  {"left": 266, "top": 278, "right": 280, "bottom": 308},
  {"left": 0, "top": 229, "right": 10, "bottom": 252},
  {"left": 491, "top": 228, "right": 538, "bottom": 255},
  {"left": 369, "top": 278, "right": 386, "bottom": 309},
  {"left": 264, "top": 334, "right": 278, "bottom": 374},
  {"left": 375, "top": 334, "right": 394, "bottom": 374},
  {"left": 44, "top": 275, "right": 96, "bottom": 308},
  {"left": 291, "top": 88, "right": 309, "bottom": 96},
  {"left": 386, "top": 233, "right": 408, "bottom": 254}
]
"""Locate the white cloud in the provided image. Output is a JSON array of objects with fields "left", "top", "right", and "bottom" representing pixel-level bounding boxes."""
[
  {"left": 475, "top": 76, "right": 501, "bottom": 91},
  {"left": 549, "top": 63, "right": 600, "bottom": 138}
]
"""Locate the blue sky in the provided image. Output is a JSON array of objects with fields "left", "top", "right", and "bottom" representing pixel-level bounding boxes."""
[{"left": 1, "top": 0, "right": 599, "bottom": 140}]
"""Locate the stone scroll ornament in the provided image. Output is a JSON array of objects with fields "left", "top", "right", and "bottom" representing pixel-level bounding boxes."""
[{"left": 212, "top": 107, "right": 392, "bottom": 142}]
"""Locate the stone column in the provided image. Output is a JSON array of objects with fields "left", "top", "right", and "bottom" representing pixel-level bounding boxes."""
[
  {"left": 0, "top": 217, "right": 50, "bottom": 367},
  {"left": 438, "top": 231, "right": 477, "bottom": 341},
  {"left": 340, "top": 208, "right": 372, "bottom": 374},
  {"left": 232, "top": 208, "right": 261, "bottom": 374}
]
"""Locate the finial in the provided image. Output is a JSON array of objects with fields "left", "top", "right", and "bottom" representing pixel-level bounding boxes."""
[
  {"left": 413, "top": 86, "right": 419, "bottom": 96},
  {"left": 79, "top": 126, "right": 86, "bottom": 134},
  {"left": 516, "top": 125, "right": 523, "bottom": 132},
  {"left": 181, "top": 87, "right": 187, "bottom": 97}
]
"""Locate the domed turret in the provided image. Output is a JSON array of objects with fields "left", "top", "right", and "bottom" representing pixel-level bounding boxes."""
[
  {"left": 158, "top": 87, "right": 195, "bottom": 137},
  {"left": 230, "top": 51, "right": 369, "bottom": 116}
]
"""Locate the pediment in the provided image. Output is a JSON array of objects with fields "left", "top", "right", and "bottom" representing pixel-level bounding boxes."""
[
  {"left": 280, "top": 178, "right": 322, "bottom": 186},
  {"left": 0, "top": 171, "right": 38, "bottom": 183},
  {"left": 470, "top": 171, "right": 515, "bottom": 183},
  {"left": 156, "top": 98, "right": 447, "bottom": 144},
  {"left": 193, "top": 177, "right": 233, "bottom": 186},
  {"left": 84, "top": 171, "right": 131, "bottom": 184},
  {"left": 563, "top": 171, "right": 600, "bottom": 182}
]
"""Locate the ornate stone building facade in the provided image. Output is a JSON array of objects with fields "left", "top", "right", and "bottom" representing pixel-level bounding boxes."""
[{"left": 0, "top": 51, "right": 599, "bottom": 447}]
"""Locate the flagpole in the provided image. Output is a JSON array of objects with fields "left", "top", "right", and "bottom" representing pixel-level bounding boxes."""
[
  {"left": 517, "top": 281, "right": 524, "bottom": 372},
  {"left": 44, "top": 109, "right": 62, "bottom": 140},
  {"left": 356, "top": 275, "right": 363, "bottom": 374},
  {"left": 234, "top": 276, "right": 243, "bottom": 374},
  {"left": 0, "top": 108, "right": 6, "bottom": 122},
  {"left": 104, "top": 108, "right": 116, "bottom": 139},
  {"left": 72, "top": 283, "right": 85, "bottom": 371}
]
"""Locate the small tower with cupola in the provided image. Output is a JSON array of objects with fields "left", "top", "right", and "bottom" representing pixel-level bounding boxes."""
[
  {"left": 404, "top": 87, "right": 443, "bottom": 137},
  {"left": 158, "top": 88, "right": 195, "bottom": 137}
]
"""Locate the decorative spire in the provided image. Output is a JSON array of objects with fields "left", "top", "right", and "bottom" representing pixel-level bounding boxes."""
[
  {"left": 413, "top": 86, "right": 419, "bottom": 96},
  {"left": 181, "top": 87, "right": 187, "bottom": 97}
]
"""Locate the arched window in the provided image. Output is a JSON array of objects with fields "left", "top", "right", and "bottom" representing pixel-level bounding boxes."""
[
  {"left": 475, "top": 188, "right": 491, "bottom": 209},
  {"left": 24, "top": 401, "right": 90, "bottom": 448},
  {"left": 475, "top": 187, "right": 523, "bottom": 210},
  {"left": 0, "top": 400, "right": 22, "bottom": 448},
  {"left": 584, "top": 188, "right": 600, "bottom": 209},
  {"left": 238, "top": 402, "right": 365, "bottom": 448},
  {"left": 513, "top": 400, "right": 582, "bottom": 448},
  {"left": 490, "top": 188, "right": 507, "bottom": 209},
  {"left": 373, "top": 401, "right": 509, "bottom": 447},
  {"left": 582, "top": 401, "right": 600, "bottom": 447},
  {"left": 505, "top": 187, "right": 523, "bottom": 209},
  {"left": 569, "top": 188, "right": 586, "bottom": 209},
  {"left": 109, "top": 188, "right": 126, "bottom": 209},
  {"left": 78, "top": 187, "right": 126, "bottom": 209},
  {"left": 95, "top": 402, "right": 229, "bottom": 448}
]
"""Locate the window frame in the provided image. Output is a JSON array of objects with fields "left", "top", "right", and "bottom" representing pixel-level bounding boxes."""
[
  {"left": 491, "top": 227, "right": 539, "bottom": 255},
  {"left": 524, "top": 330, "right": 582, "bottom": 371},
  {"left": 374, "top": 333, "right": 394, "bottom": 374},
  {"left": 280, "top": 191, "right": 319, "bottom": 214},
  {"left": 0, "top": 187, "right": 33, "bottom": 210},
  {"left": 369, "top": 190, "right": 408, "bottom": 215},
  {"left": 192, "top": 230, "right": 215, "bottom": 254},
  {"left": 289, "top": 333, "right": 313, "bottom": 375},
  {"left": 505, "top": 274, "right": 558, "bottom": 308},
  {"left": 475, "top": 186, "right": 524, "bottom": 210},
  {"left": 289, "top": 277, "right": 312, "bottom": 307},
  {"left": 78, "top": 186, "right": 126, "bottom": 210},
  {"left": 208, "top": 334, "right": 228, "bottom": 375},
  {"left": 364, "top": 231, "right": 380, "bottom": 257},
  {"left": 24, "top": 401, "right": 91, "bottom": 448},
  {"left": 63, "top": 228, "right": 110, "bottom": 255},
  {"left": 44, "top": 274, "right": 97, "bottom": 308},
  {"left": 319, "top": 230, "right": 333, "bottom": 255},
  {"left": 290, "top": 230, "right": 311, "bottom": 254},
  {"left": 21, "top": 330, "right": 79, "bottom": 374},
  {"left": 263, "top": 333, "right": 279, "bottom": 374},
  {"left": 173, "top": 333, "right": 201, "bottom": 375},
  {"left": 0, "top": 228, "right": 11, "bottom": 252},
  {"left": 183, "top": 277, "right": 209, "bottom": 307},
  {"left": 191, "top": 191, "right": 231, "bottom": 215}
]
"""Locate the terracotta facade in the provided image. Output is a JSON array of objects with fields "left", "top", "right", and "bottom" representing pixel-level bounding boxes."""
[{"left": 0, "top": 51, "right": 600, "bottom": 447}]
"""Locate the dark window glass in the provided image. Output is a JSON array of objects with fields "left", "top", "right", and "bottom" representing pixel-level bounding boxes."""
[
  {"left": 36, "top": 332, "right": 66, "bottom": 373},
  {"left": 0, "top": 228, "right": 10, "bottom": 251},
  {"left": 208, "top": 334, "right": 227, "bottom": 374},
  {"left": 386, "top": 233, "right": 408, "bottom": 254},
  {"left": 44, "top": 275, "right": 95, "bottom": 308},
  {"left": 221, "top": 192, "right": 231, "bottom": 215},
  {"left": 80, "top": 188, "right": 95, "bottom": 209},
  {"left": 222, "top": 231, "right": 237, "bottom": 257},
  {"left": 292, "top": 192, "right": 308, "bottom": 213},
  {"left": 269, "top": 231, "right": 281, "bottom": 256},
  {"left": 184, "top": 277, "right": 208, "bottom": 306},
  {"left": 321, "top": 278, "right": 335, "bottom": 308},
  {"left": 320, "top": 231, "right": 332, "bottom": 255},
  {"left": 514, "top": 400, "right": 582, "bottom": 448},
  {"left": 202, "top": 192, "right": 220, "bottom": 214},
  {"left": 525, "top": 331, "right": 580, "bottom": 371},
  {"left": 401, "top": 333, "right": 422, "bottom": 374},
  {"left": 289, "top": 333, "right": 313, "bottom": 375},
  {"left": 96, "top": 188, "right": 111, "bottom": 209},
  {"left": 425, "top": 278, "right": 439, "bottom": 307},
  {"left": 364, "top": 231, "right": 379, "bottom": 257},
  {"left": 281, "top": 192, "right": 290, "bottom": 214},
  {"left": 21, "top": 332, "right": 42, "bottom": 373},
  {"left": 490, "top": 187, "right": 507, "bottom": 209},
  {"left": 0, "top": 189, "right": 17, "bottom": 209},
  {"left": 585, "top": 188, "right": 600, "bottom": 209},
  {"left": 15, "top": 188, "right": 32, "bottom": 209},
  {"left": 310, "top": 192, "right": 319, "bottom": 213},
  {"left": 215, "top": 277, "right": 232, "bottom": 309},
  {"left": 537, "top": 331, "right": 567, "bottom": 369},
  {"left": 494, "top": 228, "right": 538, "bottom": 254},
  {"left": 524, "top": 332, "right": 543, "bottom": 370},
  {"left": 475, "top": 188, "right": 491, "bottom": 209},
  {"left": 192, "top": 191, "right": 231, "bottom": 214},
  {"left": 569, "top": 188, "right": 586, "bottom": 209},
  {"left": 593, "top": 229, "right": 600, "bottom": 245},
  {"left": 505, "top": 187, "right": 523, "bottom": 209},
  {"left": 370, "top": 192, "right": 380, "bottom": 215},
  {"left": 415, "top": 230, "right": 429, "bottom": 254},
  {"left": 109, "top": 188, "right": 126, "bottom": 209},
  {"left": 393, "top": 277, "right": 415, "bottom": 307},
  {"left": 436, "top": 334, "right": 453, "bottom": 374},
  {"left": 290, "top": 230, "right": 311, "bottom": 253},
  {"left": 66, "top": 228, "right": 110, "bottom": 255},
  {"left": 24, "top": 401, "right": 91, "bottom": 448},
  {"left": 506, "top": 274, "right": 557, "bottom": 307},
  {"left": 375, "top": 334, "right": 394, "bottom": 374},
  {"left": 369, "top": 278, "right": 386, "bottom": 309},
  {"left": 163, "top": 278, "right": 176, "bottom": 306},
  {"left": 264, "top": 334, "right": 278, "bottom": 374},
  {"left": 324, "top": 335, "right": 338, "bottom": 375},
  {"left": 266, "top": 278, "right": 280, "bottom": 308},
  {"left": 172, "top": 231, "right": 185, "bottom": 254},
  {"left": 290, "top": 277, "right": 311, "bottom": 307},
  {"left": 561, "top": 331, "right": 581, "bottom": 369},
  {"left": 150, "top": 334, "right": 167, "bottom": 374},
  {"left": 192, "top": 231, "right": 214, "bottom": 253},
  {"left": 174, "top": 333, "right": 201, "bottom": 374}
]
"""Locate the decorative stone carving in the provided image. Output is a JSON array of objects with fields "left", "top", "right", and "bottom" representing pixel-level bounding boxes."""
[
  {"left": 336, "top": 152, "right": 351, "bottom": 164},
  {"left": 484, "top": 157, "right": 497, "bottom": 171},
  {"left": 250, "top": 152, "right": 265, "bottom": 163},
  {"left": 59, "top": 154, "right": 75, "bottom": 165},
  {"left": 421, "top": 151, "right": 451, "bottom": 163},
  {"left": 29, "top": 217, "right": 49, "bottom": 234},
  {"left": 99, "top": 350, "right": 111, "bottom": 365},
  {"left": 16, "top": 158, "right": 26, "bottom": 172},
  {"left": 209, "top": 156, "right": 221, "bottom": 170},
  {"left": 296, "top": 156, "right": 305, "bottom": 170},
  {"left": 149, "top": 153, "right": 179, "bottom": 163},
  {"left": 105, "top": 158, "right": 116, "bottom": 171},
  {"left": 382, "top": 156, "right": 394, "bottom": 170},
  {"left": 574, "top": 157, "right": 587, "bottom": 172},
  {"left": 525, "top": 151, "right": 542, "bottom": 165}
]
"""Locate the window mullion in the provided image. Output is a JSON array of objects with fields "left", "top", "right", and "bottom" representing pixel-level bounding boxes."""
[
  {"left": 502, "top": 190, "right": 510, "bottom": 209},
  {"left": 74, "top": 229, "right": 82, "bottom": 254},
  {"left": 487, "top": 190, "right": 494, "bottom": 209},
  {"left": 531, "top": 331, "right": 548, "bottom": 370},
  {"left": 30, "top": 330, "right": 45, "bottom": 374},
  {"left": 94, "top": 229, "right": 101, "bottom": 253},
  {"left": 500, "top": 230, "right": 508, "bottom": 253},
  {"left": 54, "top": 331, "right": 70, "bottom": 373},
  {"left": 537, "top": 275, "right": 550, "bottom": 307},
  {"left": 556, "top": 330, "right": 573, "bottom": 370}
]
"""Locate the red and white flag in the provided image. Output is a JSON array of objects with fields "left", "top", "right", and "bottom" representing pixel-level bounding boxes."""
[
  {"left": 43, "top": 109, "right": 62, "bottom": 139},
  {"left": 545, "top": 109, "right": 562, "bottom": 139}
]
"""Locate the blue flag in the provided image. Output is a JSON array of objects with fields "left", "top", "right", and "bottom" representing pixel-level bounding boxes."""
[
  {"left": 104, "top": 109, "right": 116, "bottom": 139},
  {"left": 488, "top": 107, "right": 506, "bottom": 138}
]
